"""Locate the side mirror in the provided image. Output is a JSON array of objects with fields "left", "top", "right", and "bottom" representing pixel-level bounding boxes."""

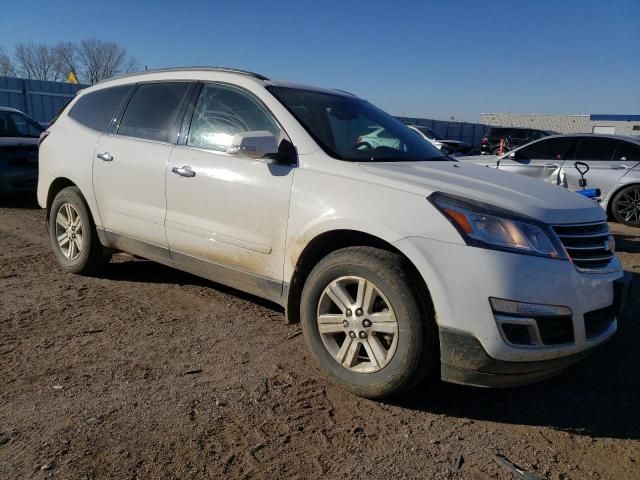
[
  {"left": 227, "top": 131, "right": 279, "bottom": 159},
  {"left": 508, "top": 152, "right": 516, "bottom": 159}
]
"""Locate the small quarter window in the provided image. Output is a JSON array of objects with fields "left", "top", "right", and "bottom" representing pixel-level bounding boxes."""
[{"left": 68, "top": 85, "right": 133, "bottom": 132}]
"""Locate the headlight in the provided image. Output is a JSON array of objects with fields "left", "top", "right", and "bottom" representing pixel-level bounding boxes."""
[{"left": 429, "top": 192, "right": 564, "bottom": 259}]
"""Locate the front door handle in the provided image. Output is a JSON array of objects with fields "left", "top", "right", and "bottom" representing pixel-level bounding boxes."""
[
  {"left": 172, "top": 165, "right": 196, "bottom": 178},
  {"left": 543, "top": 162, "right": 560, "bottom": 168},
  {"left": 610, "top": 164, "right": 628, "bottom": 170},
  {"left": 96, "top": 152, "right": 113, "bottom": 162}
]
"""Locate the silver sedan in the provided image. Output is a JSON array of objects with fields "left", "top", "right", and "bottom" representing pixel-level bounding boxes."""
[{"left": 463, "top": 134, "right": 640, "bottom": 226}]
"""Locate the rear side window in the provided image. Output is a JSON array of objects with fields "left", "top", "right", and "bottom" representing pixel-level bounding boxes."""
[
  {"left": 187, "top": 83, "right": 279, "bottom": 152},
  {"left": 614, "top": 141, "right": 640, "bottom": 162},
  {"left": 488, "top": 128, "right": 511, "bottom": 139},
  {"left": 68, "top": 85, "right": 133, "bottom": 131},
  {"left": 516, "top": 137, "right": 574, "bottom": 160},
  {"left": 574, "top": 137, "right": 618, "bottom": 161},
  {"left": 529, "top": 131, "right": 547, "bottom": 141},
  {"left": 119, "top": 82, "right": 192, "bottom": 143},
  {"left": 509, "top": 129, "right": 534, "bottom": 142},
  {"left": 0, "top": 111, "right": 43, "bottom": 137}
]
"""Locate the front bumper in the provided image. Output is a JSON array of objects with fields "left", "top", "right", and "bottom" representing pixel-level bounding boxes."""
[{"left": 394, "top": 236, "right": 630, "bottom": 386}]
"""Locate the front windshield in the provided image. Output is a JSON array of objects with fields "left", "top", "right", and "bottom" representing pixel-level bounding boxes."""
[
  {"left": 0, "top": 111, "right": 44, "bottom": 138},
  {"left": 268, "top": 86, "right": 447, "bottom": 162}
]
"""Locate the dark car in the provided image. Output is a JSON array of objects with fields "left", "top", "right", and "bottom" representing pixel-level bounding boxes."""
[
  {"left": 407, "top": 125, "right": 473, "bottom": 155},
  {"left": 0, "top": 107, "right": 44, "bottom": 194},
  {"left": 480, "top": 126, "right": 554, "bottom": 155}
]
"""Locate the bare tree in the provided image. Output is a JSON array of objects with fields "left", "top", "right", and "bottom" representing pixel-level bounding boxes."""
[
  {"left": 0, "top": 47, "right": 16, "bottom": 77},
  {"left": 13, "top": 43, "right": 63, "bottom": 81},
  {"left": 78, "top": 39, "right": 138, "bottom": 84},
  {"left": 52, "top": 41, "right": 79, "bottom": 80}
]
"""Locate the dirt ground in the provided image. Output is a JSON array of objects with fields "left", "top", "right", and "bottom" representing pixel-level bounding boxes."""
[{"left": 1, "top": 196, "right": 638, "bottom": 480}]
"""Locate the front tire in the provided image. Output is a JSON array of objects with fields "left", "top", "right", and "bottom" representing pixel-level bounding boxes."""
[
  {"left": 49, "top": 187, "right": 109, "bottom": 274},
  {"left": 611, "top": 185, "right": 640, "bottom": 227},
  {"left": 300, "top": 247, "right": 437, "bottom": 398}
]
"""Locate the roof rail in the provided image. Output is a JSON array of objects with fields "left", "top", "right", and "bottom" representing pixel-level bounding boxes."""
[{"left": 96, "top": 66, "right": 269, "bottom": 85}]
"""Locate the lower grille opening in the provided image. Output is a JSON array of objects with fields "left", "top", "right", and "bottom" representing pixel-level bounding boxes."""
[
  {"left": 584, "top": 305, "right": 616, "bottom": 339},
  {"left": 535, "top": 316, "right": 574, "bottom": 345},
  {"left": 501, "top": 324, "right": 534, "bottom": 346}
]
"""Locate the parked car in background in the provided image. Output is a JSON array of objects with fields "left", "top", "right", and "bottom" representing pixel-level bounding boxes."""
[
  {"left": 407, "top": 125, "right": 472, "bottom": 155},
  {"left": 480, "top": 126, "right": 554, "bottom": 155},
  {"left": 38, "top": 67, "right": 628, "bottom": 398},
  {"left": 0, "top": 107, "right": 44, "bottom": 194},
  {"left": 356, "top": 126, "right": 447, "bottom": 153},
  {"left": 464, "top": 134, "right": 640, "bottom": 226}
]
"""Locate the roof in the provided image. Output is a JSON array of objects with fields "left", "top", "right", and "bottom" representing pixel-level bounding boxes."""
[
  {"left": 93, "top": 66, "right": 355, "bottom": 98},
  {"left": 544, "top": 133, "right": 640, "bottom": 144}
]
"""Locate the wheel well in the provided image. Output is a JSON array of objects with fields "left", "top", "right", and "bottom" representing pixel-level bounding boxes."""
[
  {"left": 606, "top": 182, "right": 640, "bottom": 220},
  {"left": 46, "top": 178, "right": 76, "bottom": 225},
  {"left": 285, "top": 230, "right": 432, "bottom": 324}
]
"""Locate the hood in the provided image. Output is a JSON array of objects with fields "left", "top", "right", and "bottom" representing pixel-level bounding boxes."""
[{"left": 358, "top": 161, "right": 604, "bottom": 225}]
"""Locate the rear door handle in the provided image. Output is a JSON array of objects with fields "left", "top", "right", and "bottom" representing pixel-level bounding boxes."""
[
  {"left": 543, "top": 163, "right": 560, "bottom": 168},
  {"left": 171, "top": 165, "right": 196, "bottom": 178},
  {"left": 96, "top": 152, "right": 113, "bottom": 162},
  {"left": 610, "top": 164, "right": 628, "bottom": 170}
]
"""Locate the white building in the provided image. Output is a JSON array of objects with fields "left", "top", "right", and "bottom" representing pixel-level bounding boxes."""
[{"left": 480, "top": 113, "right": 640, "bottom": 136}]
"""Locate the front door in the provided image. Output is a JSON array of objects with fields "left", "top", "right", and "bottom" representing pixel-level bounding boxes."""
[
  {"left": 164, "top": 83, "right": 294, "bottom": 296},
  {"left": 93, "top": 81, "right": 193, "bottom": 247},
  {"left": 497, "top": 136, "right": 575, "bottom": 185}
]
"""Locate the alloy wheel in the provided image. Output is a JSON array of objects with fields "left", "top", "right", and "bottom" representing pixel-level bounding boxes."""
[
  {"left": 55, "top": 202, "right": 84, "bottom": 260},
  {"left": 316, "top": 276, "right": 399, "bottom": 373},
  {"left": 615, "top": 187, "right": 640, "bottom": 226}
]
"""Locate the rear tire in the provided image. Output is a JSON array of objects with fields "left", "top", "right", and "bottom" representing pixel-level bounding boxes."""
[
  {"left": 611, "top": 185, "right": 640, "bottom": 227},
  {"left": 49, "top": 187, "right": 110, "bottom": 274},
  {"left": 300, "top": 246, "right": 437, "bottom": 399}
]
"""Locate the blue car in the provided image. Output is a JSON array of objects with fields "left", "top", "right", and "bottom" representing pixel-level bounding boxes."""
[{"left": 0, "top": 107, "right": 44, "bottom": 194}]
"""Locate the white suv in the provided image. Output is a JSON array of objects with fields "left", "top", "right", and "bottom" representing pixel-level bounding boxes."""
[{"left": 38, "top": 67, "right": 630, "bottom": 398}]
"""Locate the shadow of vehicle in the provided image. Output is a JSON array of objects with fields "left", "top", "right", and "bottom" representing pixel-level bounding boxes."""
[
  {"left": 99, "top": 255, "right": 284, "bottom": 313},
  {"left": 391, "top": 270, "right": 640, "bottom": 441},
  {"left": 0, "top": 193, "right": 39, "bottom": 209}
]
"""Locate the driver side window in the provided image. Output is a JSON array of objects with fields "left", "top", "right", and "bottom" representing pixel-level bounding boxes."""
[{"left": 188, "top": 84, "right": 280, "bottom": 152}]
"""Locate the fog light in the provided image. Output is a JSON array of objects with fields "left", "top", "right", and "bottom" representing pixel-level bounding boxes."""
[{"left": 490, "top": 297, "right": 571, "bottom": 317}]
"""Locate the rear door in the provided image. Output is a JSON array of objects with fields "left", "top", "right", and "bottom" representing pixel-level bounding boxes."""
[
  {"left": 497, "top": 136, "right": 575, "bottom": 184},
  {"left": 563, "top": 137, "right": 639, "bottom": 199},
  {"left": 93, "top": 81, "right": 193, "bottom": 247}
]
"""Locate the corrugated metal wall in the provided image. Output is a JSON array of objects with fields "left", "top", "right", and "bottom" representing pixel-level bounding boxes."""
[
  {"left": 395, "top": 116, "right": 489, "bottom": 149},
  {"left": 0, "top": 76, "right": 87, "bottom": 125}
]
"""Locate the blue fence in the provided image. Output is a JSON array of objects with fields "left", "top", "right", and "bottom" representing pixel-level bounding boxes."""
[
  {"left": 0, "top": 76, "right": 87, "bottom": 125},
  {"left": 396, "top": 116, "right": 489, "bottom": 150}
]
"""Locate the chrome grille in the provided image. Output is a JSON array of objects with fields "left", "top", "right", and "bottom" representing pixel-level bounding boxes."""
[{"left": 552, "top": 221, "right": 615, "bottom": 271}]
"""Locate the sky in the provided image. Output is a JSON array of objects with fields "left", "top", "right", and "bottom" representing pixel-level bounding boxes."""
[{"left": 1, "top": 0, "right": 639, "bottom": 121}]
